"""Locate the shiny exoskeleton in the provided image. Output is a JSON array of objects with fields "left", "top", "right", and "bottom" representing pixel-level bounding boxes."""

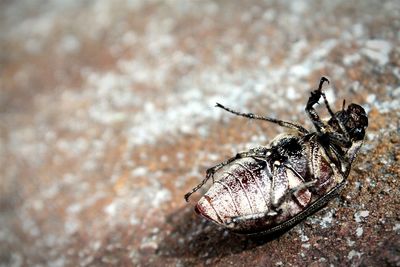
[{"left": 184, "top": 77, "right": 368, "bottom": 235}]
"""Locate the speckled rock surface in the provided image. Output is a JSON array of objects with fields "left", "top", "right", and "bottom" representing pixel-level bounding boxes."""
[{"left": 1, "top": 1, "right": 399, "bottom": 266}]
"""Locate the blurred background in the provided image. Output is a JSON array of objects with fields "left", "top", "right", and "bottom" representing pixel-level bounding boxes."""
[{"left": 1, "top": 0, "right": 399, "bottom": 266}]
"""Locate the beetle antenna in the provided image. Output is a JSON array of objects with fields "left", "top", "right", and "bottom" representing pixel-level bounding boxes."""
[
  {"left": 342, "top": 99, "right": 346, "bottom": 111},
  {"left": 215, "top": 103, "right": 309, "bottom": 134}
]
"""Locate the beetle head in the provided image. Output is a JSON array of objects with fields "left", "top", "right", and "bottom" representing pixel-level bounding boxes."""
[{"left": 330, "top": 103, "right": 368, "bottom": 141}]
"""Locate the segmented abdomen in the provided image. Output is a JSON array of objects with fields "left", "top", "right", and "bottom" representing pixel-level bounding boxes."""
[
  {"left": 196, "top": 157, "right": 282, "bottom": 224},
  {"left": 195, "top": 153, "right": 323, "bottom": 226}
]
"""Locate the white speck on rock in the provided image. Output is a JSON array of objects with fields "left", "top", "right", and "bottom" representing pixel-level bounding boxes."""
[
  {"left": 289, "top": 64, "right": 311, "bottom": 78},
  {"left": 356, "top": 227, "right": 363, "bottom": 237},
  {"left": 347, "top": 238, "right": 355, "bottom": 247},
  {"left": 131, "top": 167, "right": 147, "bottom": 177},
  {"left": 290, "top": 1, "right": 307, "bottom": 14},
  {"left": 48, "top": 257, "right": 66, "bottom": 267},
  {"left": 300, "top": 233, "right": 309, "bottom": 242},
  {"left": 81, "top": 255, "right": 94, "bottom": 267},
  {"left": 208, "top": 153, "right": 220, "bottom": 162},
  {"left": 393, "top": 68, "right": 400, "bottom": 80},
  {"left": 176, "top": 152, "right": 185, "bottom": 160},
  {"left": 354, "top": 210, "right": 369, "bottom": 223},
  {"left": 393, "top": 224, "right": 400, "bottom": 231},
  {"left": 343, "top": 53, "right": 361, "bottom": 66},
  {"left": 139, "top": 240, "right": 158, "bottom": 253},
  {"left": 129, "top": 214, "right": 139, "bottom": 225},
  {"left": 91, "top": 241, "right": 102, "bottom": 252},
  {"left": 352, "top": 23, "right": 364, "bottom": 38},
  {"left": 286, "top": 86, "right": 301, "bottom": 100},
  {"left": 391, "top": 86, "right": 400, "bottom": 98},
  {"left": 362, "top": 39, "right": 392, "bottom": 66},
  {"left": 151, "top": 189, "right": 171, "bottom": 207},
  {"left": 312, "top": 39, "right": 337, "bottom": 60},
  {"left": 262, "top": 10, "right": 276, "bottom": 21},
  {"left": 122, "top": 31, "right": 138, "bottom": 46},
  {"left": 104, "top": 202, "right": 117, "bottom": 217},
  {"left": 59, "top": 34, "right": 80, "bottom": 54},
  {"left": 32, "top": 200, "right": 43, "bottom": 211},
  {"left": 160, "top": 155, "right": 168, "bottom": 162},
  {"left": 6, "top": 253, "right": 23, "bottom": 267},
  {"left": 65, "top": 218, "right": 80, "bottom": 235},
  {"left": 67, "top": 203, "right": 83, "bottom": 214},
  {"left": 21, "top": 217, "right": 40, "bottom": 237},
  {"left": 259, "top": 56, "right": 270, "bottom": 67},
  {"left": 366, "top": 94, "right": 376, "bottom": 104},
  {"left": 289, "top": 39, "right": 308, "bottom": 60},
  {"left": 320, "top": 210, "right": 334, "bottom": 228},
  {"left": 347, "top": 250, "right": 363, "bottom": 260},
  {"left": 296, "top": 227, "right": 310, "bottom": 249}
]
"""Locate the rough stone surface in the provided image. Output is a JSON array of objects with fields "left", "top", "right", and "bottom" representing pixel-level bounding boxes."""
[{"left": 1, "top": 0, "right": 399, "bottom": 266}]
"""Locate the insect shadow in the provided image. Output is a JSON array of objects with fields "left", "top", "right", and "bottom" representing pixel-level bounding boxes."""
[{"left": 157, "top": 204, "right": 293, "bottom": 260}]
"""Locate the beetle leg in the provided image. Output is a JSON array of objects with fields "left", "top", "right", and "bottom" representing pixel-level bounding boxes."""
[
  {"left": 225, "top": 210, "right": 280, "bottom": 228},
  {"left": 327, "top": 132, "right": 352, "bottom": 148},
  {"left": 289, "top": 180, "right": 317, "bottom": 195},
  {"left": 216, "top": 103, "right": 308, "bottom": 134},
  {"left": 184, "top": 150, "right": 265, "bottom": 202},
  {"left": 324, "top": 143, "right": 350, "bottom": 178},
  {"left": 307, "top": 77, "right": 351, "bottom": 142},
  {"left": 306, "top": 77, "right": 330, "bottom": 134},
  {"left": 317, "top": 132, "right": 351, "bottom": 179},
  {"left": 270, "top": 163, "right": 289, "bottom": 209},
  {"left": 184, "top": 169, "right": 214, "bottom": 202},
  {"left": 271, "top": 162, "right": 317, "bottom": 208},
  {"left": 321, "top": 92, "right": 350, "bottom": 141}
]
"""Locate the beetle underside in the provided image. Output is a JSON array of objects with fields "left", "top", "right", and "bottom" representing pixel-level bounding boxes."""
[{"left": 185, "top": 77, "right": 368, "bottom": 235}]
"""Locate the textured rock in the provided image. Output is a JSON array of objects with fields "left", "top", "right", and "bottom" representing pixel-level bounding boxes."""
[{"left": 1, "top": 0, "right": 399, "bottom": 266}]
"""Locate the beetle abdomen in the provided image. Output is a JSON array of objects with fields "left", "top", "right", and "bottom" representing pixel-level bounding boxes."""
[
  {"left": 195, "top": 141, "right": 326, "bottom": 230},
  {"left": 195, "top": 157, "right": 272, "bottom": 224}
]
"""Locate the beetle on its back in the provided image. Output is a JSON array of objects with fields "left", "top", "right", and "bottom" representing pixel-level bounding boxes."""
[{"left": 184, "top": 77, "right": 368, "bottom": 235}]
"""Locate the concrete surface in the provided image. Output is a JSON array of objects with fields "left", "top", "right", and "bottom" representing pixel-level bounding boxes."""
[{"left": 1, "top": 0, "right": 399, "bottom": 266}]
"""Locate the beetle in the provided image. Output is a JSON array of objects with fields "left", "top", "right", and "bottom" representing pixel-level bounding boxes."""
[{"left": 184, "top": 77, "right": 368, "bottom": 235}]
